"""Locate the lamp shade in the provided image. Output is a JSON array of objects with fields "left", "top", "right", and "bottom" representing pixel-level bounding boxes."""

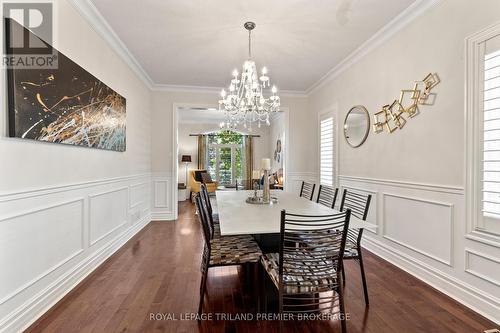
[
  {"left": 181, "top": 155, "right": 192, "bottom": 163},
  {"left": 261, "top": 158, "right": 271, "bottom": 170}
]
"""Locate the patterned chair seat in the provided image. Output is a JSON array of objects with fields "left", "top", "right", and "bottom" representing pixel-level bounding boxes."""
[
  {"left": 343, "top": 240, "right": 359, "bottom": 258},
  {"left": 261, "top": 252, "right": 339, "bottom": 294},
  {"left": 209, "top": 235, "right": 262, "bottom": 266}
]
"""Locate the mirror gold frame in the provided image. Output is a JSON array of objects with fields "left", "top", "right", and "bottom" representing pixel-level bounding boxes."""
[{"left": 344, "top": 105, "right": 370, "bottom": 148}]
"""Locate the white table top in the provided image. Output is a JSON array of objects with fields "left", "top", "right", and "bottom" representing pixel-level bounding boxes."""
[{"left": 216, "top": 190, "right": 376, "bottom": 236}]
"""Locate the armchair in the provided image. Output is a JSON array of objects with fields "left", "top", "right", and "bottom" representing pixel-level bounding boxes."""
[{"left": 189, "top": 169, "right": 219, "bottom": 200}]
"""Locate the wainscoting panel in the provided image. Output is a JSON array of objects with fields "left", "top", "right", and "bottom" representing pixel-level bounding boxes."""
[
  {"left": 89, "top": 187, "right": 129, "bottom": 246},
  {"left": 0, "top": 199, "right": 84, "bottom": 305},
  {"left": 0, "top": 173, "right": 151, "bottom": 333},
  {"left": 151, "top": 173, "right": 174, "bottom": 221},
  {"left": 154, "top": 181, "right": 169, "bottom": 208},
  {"left": 465, "top": 249, "right": 500, "bottom": 287},
  {"left": 129, "top": 182, "right": 150, "bottom": 225},
  {"left": 130, "top": 182, "right": 149, "bottom": 209},
  {"left": 338, "top": 175, "right": 500, "bottom": 324},
  {"left": 382, "top": 193, "right": 453, "bottom": 266}
]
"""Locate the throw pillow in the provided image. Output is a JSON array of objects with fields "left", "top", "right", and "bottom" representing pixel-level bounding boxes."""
[
  {"left": 201, "top": 172, "right": 213, "bottom": 184},
  {"left": 194, "top": 170, "right": 207, "bottom": 182}
]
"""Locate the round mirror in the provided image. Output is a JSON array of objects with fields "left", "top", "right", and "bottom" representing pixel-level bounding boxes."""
[{"left": 344, "top": 105, "right": 370, "bottom": 148}]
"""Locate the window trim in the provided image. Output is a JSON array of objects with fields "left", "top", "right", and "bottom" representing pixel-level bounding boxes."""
[{"left": 466, "top": 22, "right": 500, "bottom": 247}]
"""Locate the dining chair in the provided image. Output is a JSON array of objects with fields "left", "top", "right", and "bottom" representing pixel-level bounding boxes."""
[
  {"left": 316, "top": 185, "right": 339, "bottom": 209},
  {"left": 260, "top": 209, "right": 351, "bottom": 333},
  {"left": 200, "top": 184, "right": 220, "bottom": 237},
  {"left": 299, "top": 181, "right": 316, "bottom": 201},
  {"left": 339, "top": 189, "right": 372, "bottom": 305},
  {"left": 195, "top": 195, "right": 262, "bottom": 315}
]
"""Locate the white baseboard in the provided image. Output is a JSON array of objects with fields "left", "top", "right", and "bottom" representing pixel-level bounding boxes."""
[
  {"left": 0, "top": 214, "right": 151, "bottom": 333},
  {"left": 363, "top": 236, "right": 500, "bottom": 325}
]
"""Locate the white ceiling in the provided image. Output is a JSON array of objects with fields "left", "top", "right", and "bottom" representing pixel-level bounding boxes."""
[{"left": 88, "top": 0, "right": 416, "bottom": 92}]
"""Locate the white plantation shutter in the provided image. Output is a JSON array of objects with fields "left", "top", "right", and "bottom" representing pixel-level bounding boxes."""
[
  {"left": 320, "top": 116, "right": 334, "bottom": 186},
  {"left": 483, "top": 47, "right": 500, "bottom": 220}
]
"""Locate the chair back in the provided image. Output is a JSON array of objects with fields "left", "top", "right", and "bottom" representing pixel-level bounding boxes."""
[
  {"left": 339, "top": 189, "right": 371, "bottom": 221},
  {"left": 339, "top": 189, "right": 371, "bottom": 246},
  {"left": 199, "top": 185, "right": 216, "bottom": 238},
  {"left": 277, "top": 209, "right": 351, "bottom": 311},
  {"left": 200, "top": 184, "right": 213, "bottom": 215},
  {"left": 299, "top": 181, "right": 316, "bottom": 201},
  {"left": 316, "top": 185, "right": 339, "bottom": 209},
  {"left": 195, "top": 195, "right": 212, "bottom": 275},
  {"left": 195, "top": 195, "right": 213, "bottom": 244}
]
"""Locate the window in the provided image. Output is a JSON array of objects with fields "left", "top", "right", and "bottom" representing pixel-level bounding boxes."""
[
  {"left": 320, "top": 115, "right": 334, "bottom": 187},
  {"left": 481, "top": 35, "right": 500, "bottom": 232},
  {"left": 206, "top": 131, "right": 245, "bottom": 186},
  {"left": 467, "top": 24, "right": 500, "bottom": 239}
]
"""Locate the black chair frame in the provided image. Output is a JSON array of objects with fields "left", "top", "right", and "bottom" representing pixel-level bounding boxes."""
[
  {"left": 339, "top": 189, "right": 372, "bottom": 305},
  {"left": 299, "top": 181, "right": 316, "bottom": 201},
  {"left": 316, "top": 185, "right": 339, "bottom": 209}
]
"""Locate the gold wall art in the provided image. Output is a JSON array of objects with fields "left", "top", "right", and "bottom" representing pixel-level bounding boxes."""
[{"left": 373, "top": 73, "right": 440, "bottom": 134}]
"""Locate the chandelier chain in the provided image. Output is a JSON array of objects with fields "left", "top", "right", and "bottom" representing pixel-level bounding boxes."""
[{"left": 248, "top": 29, "right": 251, "bottom": 58}]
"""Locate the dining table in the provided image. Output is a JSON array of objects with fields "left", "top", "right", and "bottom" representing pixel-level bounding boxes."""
[{"left": 215, "top": 190, "right": 376, "bottom": 252}]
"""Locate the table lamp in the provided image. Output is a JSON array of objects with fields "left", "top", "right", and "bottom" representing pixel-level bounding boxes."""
[{"left": 181, "top": 155, "right": 192, "bottom": 186}]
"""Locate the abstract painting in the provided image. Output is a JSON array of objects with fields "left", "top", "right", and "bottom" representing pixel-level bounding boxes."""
[{"left": 6, "top": 18, "right": 126, "bottom": 151}]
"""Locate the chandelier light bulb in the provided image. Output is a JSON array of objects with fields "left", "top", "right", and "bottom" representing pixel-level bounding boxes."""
[
  {"left": 232, "top": 69, "right": 238, "bottom": 77},
  {"left": 271, "top": 85, "right": 277, "bottom": 94},
  {"left": 262, "top": 67, "right": 268, "bottom": 75},
  {"left": 220, "top": 89, "right": 226, "bottom": 98}
]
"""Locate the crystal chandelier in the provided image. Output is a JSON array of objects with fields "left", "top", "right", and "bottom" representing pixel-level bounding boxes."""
[{"left": 218, "top": 22, "right": 280, "bottom": 130}]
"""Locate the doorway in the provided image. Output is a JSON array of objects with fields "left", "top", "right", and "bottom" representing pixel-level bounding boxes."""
[{"left": 171, "top": 105, "right": 290, "bottom": 220}]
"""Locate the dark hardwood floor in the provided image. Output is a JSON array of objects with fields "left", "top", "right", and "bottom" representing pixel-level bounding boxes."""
[{"left": 26, "top": 201, "right": 497, "bottom": 333}]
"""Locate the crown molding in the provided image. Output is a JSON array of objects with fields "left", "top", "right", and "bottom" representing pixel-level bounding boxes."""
[
  {"left": 67, "top": 0, "right": 154, "bottom": 89},
  {"left": 151, "top": 84, "right": 307, "bottom": 97},
  {"left": 152, "top": 84, "right": 221, "bottom": 94},
  {"left": 305, "top": 0, "right": 442, "bottom": 96}
]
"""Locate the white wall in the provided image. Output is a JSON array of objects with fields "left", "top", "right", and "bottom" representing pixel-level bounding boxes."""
[
  {"left": 0, "top": 1, "right": 152, "bottom": 331},
  {"left": 269, "top": 113, "right": 285, "bottom": 174},
  {"left": 309, "top": 0, "right": 500, "bottom": 324}
]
